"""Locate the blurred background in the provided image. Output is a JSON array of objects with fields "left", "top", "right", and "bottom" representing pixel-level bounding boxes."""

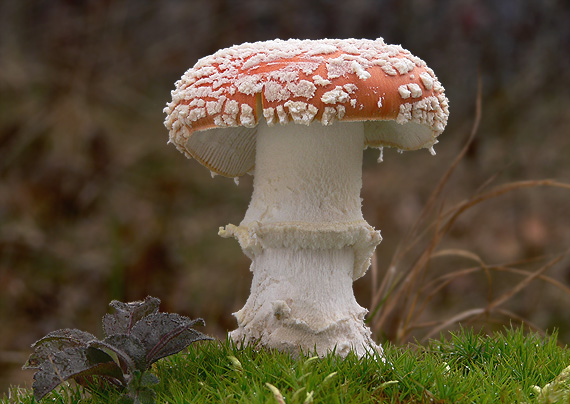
[{"left": 1, "top": 0, "right": 569, "bottom": 395}]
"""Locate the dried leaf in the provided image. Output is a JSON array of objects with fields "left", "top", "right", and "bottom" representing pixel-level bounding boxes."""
[{"left": 266, "top": 383, "right": 286, "bottom": 404}]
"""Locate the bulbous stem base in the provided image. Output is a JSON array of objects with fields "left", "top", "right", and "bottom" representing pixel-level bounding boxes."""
[{"left": 230, "top": 247, "right": 382, "bottom": 357}]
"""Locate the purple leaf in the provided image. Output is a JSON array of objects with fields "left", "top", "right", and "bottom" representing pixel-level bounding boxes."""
[
  {"left": 102, "top": 296, "right": 160, "bottom": 337},
  {"left": 24, "top": 329, "right": 97, "bottom": 369},
  {"left": 32, "top": 346, "right": 124, "bottom": 401},
  {"left": 90, "top": 335, "right": 147, "bottom": 372},
  {"left": 130, "top": 313, "right": 212, "bottom": 365}
]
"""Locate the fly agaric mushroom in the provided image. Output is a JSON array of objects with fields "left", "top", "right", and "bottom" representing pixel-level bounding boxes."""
[{"left": 164, "top": 38, "right": 449, "bottom": 357}]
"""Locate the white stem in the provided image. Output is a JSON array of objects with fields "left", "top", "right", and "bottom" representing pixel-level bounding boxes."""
[
  {"left": 220, "top": 120, "right": 382, "bottom": 357},
  {"left": 244, "top": 120, "right": 365, "bottom": 226}
]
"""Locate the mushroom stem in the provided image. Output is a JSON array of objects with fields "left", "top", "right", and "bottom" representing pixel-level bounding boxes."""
[{"left": 220, "top": 121, "right": 382, "bottom": 356}]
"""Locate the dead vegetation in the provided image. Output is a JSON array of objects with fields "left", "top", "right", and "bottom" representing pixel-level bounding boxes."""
[{"left": 368, "top": 78, "right": 570, "bottom": 343}]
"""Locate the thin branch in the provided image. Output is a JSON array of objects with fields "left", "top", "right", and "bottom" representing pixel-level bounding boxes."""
[
  {"left": 389, "top": 74, "right": 483, "bottom": 268},
  {"left": 485, "top": 254, "right": 564, "bottom": 312}
]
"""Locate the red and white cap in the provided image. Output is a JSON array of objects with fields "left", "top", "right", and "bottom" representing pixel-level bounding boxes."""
[{"left": 164, "top": 38, "right": 449, "bottom": 177}]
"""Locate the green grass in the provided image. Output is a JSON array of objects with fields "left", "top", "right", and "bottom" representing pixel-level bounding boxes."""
[{"left": 4, "top": 327, "right": 570, "bottom": 404}]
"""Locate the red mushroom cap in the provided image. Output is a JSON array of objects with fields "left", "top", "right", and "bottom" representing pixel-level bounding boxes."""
[{"left": 164, "top": 38, "right": 449, "bottom": 177}]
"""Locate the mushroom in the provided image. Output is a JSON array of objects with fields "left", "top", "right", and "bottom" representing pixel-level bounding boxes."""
[{"left": 164, "top": 38, "right": 449, "bottom": 357}]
